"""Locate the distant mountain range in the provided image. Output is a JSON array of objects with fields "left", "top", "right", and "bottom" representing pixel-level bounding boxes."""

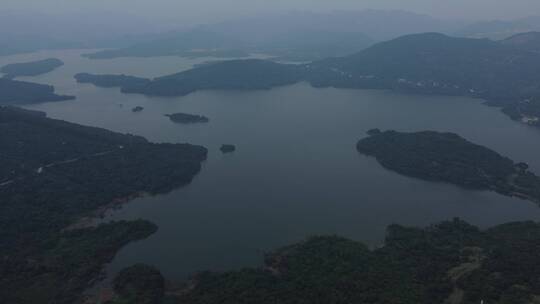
[
  {"left": 456, "top": 16, "right": 540, "bottom": 40},
  {"left": 81, "top": 12, "right": 540, "bottom": 63},
  {"left": 4, "top": 9, "right": 540, "bottom": 59},
  {"left": 204, "top": 10, "right": 459, "bottom": 44},
  {"left": 500, "top": 31, "right": 540, "bottom": 52},
  {"left": 82, "top": 10, "right": 459, "bottom": 62},
  {"left": 0, "top": 10, "right": 169, "bottom": 56}
]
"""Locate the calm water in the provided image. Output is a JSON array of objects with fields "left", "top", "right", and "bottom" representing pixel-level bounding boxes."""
[{"left": 3, "top": 50, "right": 540, "bottom": 281}]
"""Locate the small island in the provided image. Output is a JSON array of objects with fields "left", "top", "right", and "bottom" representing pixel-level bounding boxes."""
[
  {"left": 1, "top": 58, "right": 64, "bottom": 79},
  {"left": 357, "top": 129, "right": 540, "bottom": 204},
  {"left": 220, "top": 144, "right": 236, "bottom": 153},
  {"left": 132, "top": 106, "right": 144, "bottom": 113},
  {"left": 165, "top": 112, "right": 209, "bottom": 124}
]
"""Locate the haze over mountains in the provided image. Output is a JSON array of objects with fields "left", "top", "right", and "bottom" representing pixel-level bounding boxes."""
[
  {"left": 458, "top": 16, "right": 540, "bottom": 40},
  {"left": 3, "top": 9, "right": 540, "bottom": 58},
  {"left": 83, "top": 10, "right": 453, "bottom": 61},
  {"left": 0, "top": 10, "right": 168, "bottom": 56}
]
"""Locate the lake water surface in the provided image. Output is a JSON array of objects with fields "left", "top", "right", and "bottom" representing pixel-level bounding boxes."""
[{"left": 3, "top": 50, "right": 540, "bottom": 281}]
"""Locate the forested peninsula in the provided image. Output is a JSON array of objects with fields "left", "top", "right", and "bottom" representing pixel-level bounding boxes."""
[
  {"left": 1, "top": 58, "right": 64, "bottom": 78},
  {"left": 0, "top": 106, "right": 207, "bottom": 303},
  {"left": 357, "top": 129, "right": 540, "bottom": 203},
  {"left": 0, "top": 78, "right": 74, "bottom": 104}
]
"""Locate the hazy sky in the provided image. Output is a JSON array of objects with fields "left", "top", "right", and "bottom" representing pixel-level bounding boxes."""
[{"left": 4, "top": 0, "right": 540, "bottom": 24}]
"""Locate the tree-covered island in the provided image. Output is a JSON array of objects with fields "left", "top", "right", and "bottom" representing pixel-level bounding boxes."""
[{"left": 357, "top": 129, "right": 540, "bottom": 204}]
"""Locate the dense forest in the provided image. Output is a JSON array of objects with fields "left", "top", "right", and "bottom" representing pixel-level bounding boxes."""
[
  {"left": 2, "top": 220, "right": 157, "bottom": 304},
  {"left": 0, "top": 106, "right": 208, "bottom": 303},
  {"left": 0, "top": 78, "right": 74, "bottom": 104},
  {"left": 356, "top": 129, "right": 540, "bottom": 203},
  {"left": 109, "top": 264, "right": 166, "bottom": 304},
  {"left": 103, "top": 219, "right": 540, "bottom": 304},
  {"left": 1, "top": 58, "right": 64, "bottom": 78}
]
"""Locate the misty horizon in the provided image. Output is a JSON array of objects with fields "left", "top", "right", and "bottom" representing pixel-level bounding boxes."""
[{"left": 3, "top": 0, "right": 540, "bottom": 27}]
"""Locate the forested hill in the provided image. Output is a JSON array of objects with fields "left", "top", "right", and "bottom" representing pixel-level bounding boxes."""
[
  {"left": 307, "top": 32, "right": 540, "bottom": 126},
  {"left": 0, "top": 106, "right": 207, "bottom": 303},
  {"left": 309, "top": 33, "right": 540, "bottom": 101}
]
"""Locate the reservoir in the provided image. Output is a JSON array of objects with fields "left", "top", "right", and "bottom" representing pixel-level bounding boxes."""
[{"left": 3, "top": 49, "right": 540, "bottom": 281}]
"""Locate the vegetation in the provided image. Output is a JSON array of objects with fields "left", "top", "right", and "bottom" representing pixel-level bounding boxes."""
[
  {"left": 357, "top": 130, "right": 540, "bottom": 203},
  {"left": 166, "top": 112, "right": 209, "bottom": 124},
  {"left": 1, "top": 220, "right": 157, "bottom": 304},
  {"left": 0, "top": 106, "right": 207, "bottom": 303},
  {"left": 0, "top": 78, "right": 74, "bottom": 104},
  {"left": 501, "top": 98, "right": 540, "bottom": 126},
  {"left": 1, "top": 58, "right": 64, "bottom": 79},
  {"left": 110, "top": 264, "right": 165, "bottom": 304},
  {"left": 458, "top": 221, "right": 540, "bottom": 303},
  {"left": 102, "top": 32, "right": 540, "bottom": 107},
  {"left": 132, "top": 106, "right": 144, "bottom": 112},
  {"left": 171, "top": 218, "right": 540, "bottom": 304},
  {"left": 309, "top": 33, "right": 540, "bottom": 100},
  {"left": 307, "top": 33, "right": 540, "bottom": 126}
]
